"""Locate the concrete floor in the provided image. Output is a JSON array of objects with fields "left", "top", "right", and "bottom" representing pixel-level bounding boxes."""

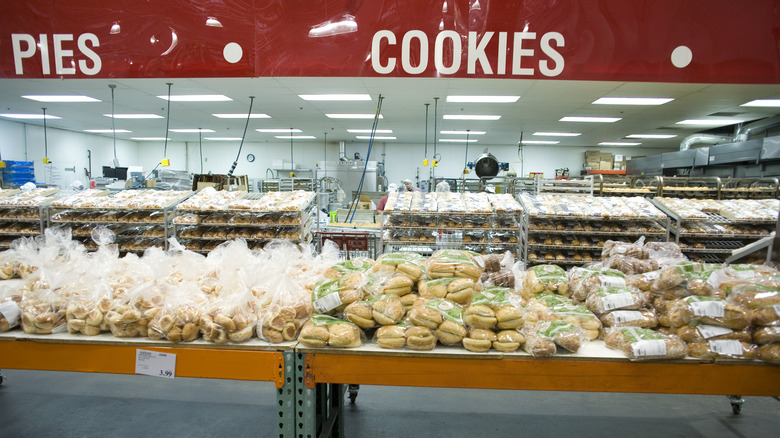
[{"left": 0, "top": 369, "right": 778, "bottom": 437}]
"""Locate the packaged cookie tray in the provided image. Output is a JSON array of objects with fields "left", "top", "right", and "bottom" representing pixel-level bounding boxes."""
[
  {"left": 175, "top": 212, "right": 307, "bottom": 226},
  {"left": 50, "top": 210, "right": 167, "bottom": 224},
  {"left": 0, "top": 208, "right": 42, "bottom": 221},
  {"left": 526, "top": 213, "right": 665, "bottom": 220},
  {"left": 0, "top": 226, "right": 41, "bottom": 236}
]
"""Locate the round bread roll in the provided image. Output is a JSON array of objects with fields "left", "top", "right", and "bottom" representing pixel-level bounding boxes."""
[
  {"left": 299, "top": 322, "right": 329, "bottom": 347},
  {"left": 455, "top": 264, "right": 482, "bottom": 281},
  {"left": 435, "top": 320, "right": 467, "bottom": 345},
  {"left": 463, "top": 305, "right": 497, "bottom": 329},
  {"left": 408, "top": 306, "right": 443, "bottom": 329},
  {"left": 406, "top": 326, "right": 437, "bottom": 350},
  {"left": 418, "top": 280, "right": 448, "bottom": 299},
  {"left": 344, "top": 302, "right": 375, "bottom": 329},
  {"left": 328, "top": 324, "right": 361, "bottom": 348},
  {"left": 383, "top": 276, "right": 414, "bottom": 296},
  {"left": 493, "top": 330, "right": 524, "bottom": 352},
  {"left": 396, "top": 262, "right": 423, "bottom": 281},
  {"left": 462, "top": 337, "right": 492, "bottom": 352},
  {"left": 372, "top": 296, "right": 405, "bottom": 326},
  {"left": 496, "top": 306, "right": 524, "bottom": 329},
  {"left": 376, "top": 325, "right": 406, "bottom": 349},
  {"left": 399, "top": 294, "right": 419, "bottom": 312}
]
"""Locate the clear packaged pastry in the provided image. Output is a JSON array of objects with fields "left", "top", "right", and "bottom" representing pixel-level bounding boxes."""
[
  {"left": 523, "top": 320, "right": 585, "bottom": 353},
  {"left": 604, "top": 327, "right": 688, "bottom": 361},
  {"left": 418, "top": 277, "right": 480, "bottom": 304},
  {"left": 758, "top": 344, "right": 780, "bottom": 363},
  {"left": 522, "top": 264, "right": 569, "bottom": 298},
  {"left": 425, "top": 249, "right": 483, "bottom": 282},
  {"left": 585, "top": 286, "right": 649, "bottom": 315},
  {"left": 462, "top": 328, "right": 497, "bottom": 352},
  {"left": 675, "top": 324, "right": 752, "bottom": 343},
  {"left": 371, "top": 252, "right": 426, "bottom": 282},
  {"left": 568, "top": 267, "right": 627, "bottom": 303}
]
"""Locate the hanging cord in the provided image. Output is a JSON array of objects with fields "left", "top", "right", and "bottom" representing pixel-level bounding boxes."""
[
  {"left": 109, "top": 84, "right": 117, "bottom": 160},
  {"left": 323, "top": 132, "right": 328, "bottom": 178},
  {"left": 163, "top": 83, "right": 172, "bottom": 157},
  {"left": 462, "top": 130, "right": 470, "bottom": 191},
  {"left": 347, "top": 95, "right": 384, "bottom": 223},
  {"left": 199, "top": 129, "right": 203, "bottom": 174},
  {"left": 290, "top": 128, "right": 295, "bottom": 176},
  {"left": 42, "top": 107, "right": 48, "bottom": 158},
  {"left": 424, "top": 103, "right": 429, "bottom": 158},
  {"left": 218, "top": 96, "right": 255, "bottom": 189}
]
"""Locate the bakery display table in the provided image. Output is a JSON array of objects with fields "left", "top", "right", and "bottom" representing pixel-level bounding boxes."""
[{"left": 295, "top": 344, "right": 780, "bottom": 438}]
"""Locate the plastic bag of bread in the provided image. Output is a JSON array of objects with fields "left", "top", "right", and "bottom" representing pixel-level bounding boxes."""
[
  {"left": 362, "top": 271, "right": 415, "bottom": 297},
  {"left": 604, "top": 327, "right": 688, "bottom": 361},
  {"left": 585, "top": 286, "right": 649, "bottom": 315},
  {"left": 626, "top": 270, "right": 661, "bottom": 292},
  {"left": 256, "top": 266, "right": 313, "bottom": 343},
  {"left": 405, "top": 326, "right": 437, "bottom": 350},
  {"left": 522, "top": 264, "right": 569, "bottom": 298},
  {"left": 727, "top": 283, "right": 780, "bottom": 309},
  {"left": 480, "top": 269, "right": 515, "bottom": 288},
  {"left": 425, "top": 249, "right": 483, "bottom": 282},
  {"left": 480, "top": 252, "right": 516, "bottom": 288},
  {"left": 493, "top": 329, "right": 525, "bottom": 352},
  {"left": 750, "top": 304, "right": 780, "bottom": 326},
  {"left": 758, "top": 343, "right": 780, "bottom": 363},
  {"left": 374, "top": 323, "right": 409, "bottom": 349},
  {"left": 344, "top": 294, "right": 405, "bottom": 329},
  {"left": 147, "top": 285, "right": 206, "bottom": 343},
  {"left": 522, "top": 330, "right": 558, "bottom": 357},
  {"left": 687, "top": 340, "right": 758, "bottom": 360},
  {"left": 0, "top": 249, "right": 19, "bottom": 280},
  {"left": 323, "top": 258, "right": 375, "bottom": 279},
  {"left": 0, "top": 285, "right": 22, "bottom": 332},
  {"left": 407, "top": 298, "right": 467, "bottom": 346},
  {"left": 465, "top": 286, "right": 526, "bottom": 329},
  {"left": 568, "top": 267, "right": 627, "bottom": 303},
  {"left": 370, "top": 252, "right": 426, "bottom": 282},
  {"left": 599, "top": 308, "right": 658, "bottom": 329},
  {"left": 606, "top": 255, "right": 659, "bottom": 276},
  {"left": 200, "top": 289, "right": 258, "bottom": 344},
  {"left": 20, "top": 286, "right": 68, "bottom": 334},
  {"left": 462, "top": 328, "right": 498, "bottom": 352},
  {"left": 675, "top": 324, "right": 752, "bottom": 343},
  {"left": 602, "top": 240, "right": 649, "bottom": 260},
  {"left": 417, "top": 276, "right": 481, "bottom": 305},
  {"left": 310, "top": 273, "right": 363, "bottom": 315},
  {"left": 651, "top": 262, "right": 721, "bottom": 297},
  {"left": 753, "top": 326, "right": 780, "bottom": 345},
  {"left": 523, "top": 320, "right": 584, "bottom": 354},
  {"left": 106, "top": 282, "right": 164, "bottom": 338},
  {"left": 299, "top": 315, "right": 363, "bottom": 348},
  {"left": 658, "top": 296, "right": 750, "bottom": 330},
  {"left": 65, "top": 285, "right": 113, "bottom": 336}
]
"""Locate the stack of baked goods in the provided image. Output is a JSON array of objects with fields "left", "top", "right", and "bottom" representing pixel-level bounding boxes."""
[
  {"left": 299, "top": 314, "right": 363, "bottom": 348},
  {"left": 462, "top": 286, "right": 528, "bottom": 352},
  {"left": 522, "top": 320, "right": 585, "bottom": 356},
  {"left": 522, "top": 264, "right": 570, "bottom": 299},
  {"left": 724, "top": 272, "right": 780, "bottom": 363},
  {"left": 0, "top": 287, "right": 21, "bottom": 332}
]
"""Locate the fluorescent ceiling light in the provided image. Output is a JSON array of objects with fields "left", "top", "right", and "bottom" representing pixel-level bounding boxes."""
[
  {"left": 204, "top": 137, "right": 242, "bottom": 141},
  {"left": 158, "top": 94, "right": 232, "bottom": 102},
  {"left": 0, "top": 113, "right": 61, "bottom": 120},
  {"left": 522, "top": 140, "right": 559, "bottom": 145},
  {"left": 84, "top": 129, "right": 131, "bottom": 133},
  {"left": 675, "top": 119, "right": 742, "bottom": 126},
  {"left": 347, "top": 129, "right": 393, "bottom": 134},
  {"left": 257, "top": 128, "right": 302, "bottom": 133},
  {"left": 440, "top": 130, "right": 486, "bottom": 135},
  {"left": 626, "top": 134, "right": 677, "bottom": 139},
  {"left": 446, "top": 95, "right": 519, "bottom": 103},
  {"left": 560, "top": 116, "right": 621, "bottom": 123},
  {"left": 533, "top": 132, "right": 581, "bottom": 137},
  {"left": 443, "top": 115, "right": 501, "bottom": 120},
  {"left": 22, "top": 95, "right": 100, "bottom": 103},
  {"left": 741, "top": 99, "right": 780, "bottom": 107},
  {"left": 439, "top": 138, "right": 479, "bottom": 143},
  {"left": 592, "top": 97, "right": 673, "bottom": 105},
  {"left": 213, "top": 113, "right": 270, "bottom": 119},
  {"left": 169, "top": 128, "right": 215, "bottom": 133},
  {"left": 299, "top": 94, "right": 371, "bottom": 101},
  {"left": 105, "top": 114, "right": 163, "bottom": 119},
  {"left": 275, "top": 135, "right": 316, "bottom": 139},
  {"left": 131, "top": 137, "right": 170, "bottom": 141},
  {"left": 356, "top": 136, "right": 396, "bottom": 140},
  {"left": 326, "top": 114, "right": 383, "bottom": 119},
  {"left": 599, "top": 142, "right": 641, "bottom": 146}
]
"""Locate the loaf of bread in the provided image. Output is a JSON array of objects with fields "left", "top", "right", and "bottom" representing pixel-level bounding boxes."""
[
  {"left": 522, "top": 264, "right": 569, "bottom": 298},
  {"left": 675, "top": 324, "right": 752, "bottom": 343},
  {"left": 598, "top": 308, "right": 658, "bottom": 328},
  {"left": 324, "top": 258, "right": 375, "bottom": 279},
  {"left": 604, "top": 328, "right": 687, "bottom": 360},
  {"left": 753, "top": 326, "right": 780, "bottom": 345},
  {"left": 758, "top": 343, "right": 780, "bottom": 363},
  {"left": 658, "top": 296, "right": 750, "bottom": 330},
  {"left": 310, "top": 273, "right": 363, "bottom": 314},
  {"left": 568, "top": 267, "right": 627, "bottom": 303},
  {"left": 585, "top": 286, "right": 649, "bottom": 315},
  {"left": 687, "top": 340, "right": 758, "bottom": 360},
  {"left": 728, "top": 283, "right": 780, "bottom": 309},
  {"left": 524, "top": 320, "right": 584, "bottom": 353}
]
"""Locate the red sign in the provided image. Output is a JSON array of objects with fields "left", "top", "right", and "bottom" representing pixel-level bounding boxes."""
[{"left": 1, "top": 0, "right": 778, "bottom": 84}]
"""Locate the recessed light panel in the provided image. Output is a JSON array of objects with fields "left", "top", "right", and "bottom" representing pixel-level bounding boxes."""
[
  {"left": 84, "top": 129, "right": 131, "bottom": 133},
  {"left": 533, "top": 132, "right": 581, "bottom": 137},
  {"left": 256, "top": 128, "right": 302, "bottom": 133},
  {"left": 347, "top": 129, "right": 393, "bottom": 133},
  {"left": 592, "top": 97, "right": 673, "bottom": 105},
  {"left": 356, "top": 136, "right": 396, "bottom": 140},
  {"left": 446, "top": 95, "right": 519, "bottom": 103},
  {"left": 105, "top": 114, "right": 163, "bottom": 119},
  {"left": 0, "top": 113, "right": 61, "bottom": 119},
  {"left": 675, "top": 119, "right": 742, "bottom": 126},
  {"left": 299, "top": 94, "right": 371, "bottom": 101},
  {"left": 22, "top": 95, "right": 100, "bottom": 103},
  {"left": 440, "top": 130, "right": 486, "bottom": 135},
  {"left": 169, "top": 128, "right": 215, "bottom": 133},
  {"left": 213, "top": 113, "right": 271, "bottom": 118},
  {"left": 158, "top": 94, "right": 232, "bottom": 102},
  {"left": 741, "top": 99, "right": 780, "bottom": 107},
  {"left": 599, "top": 142, "right": 641, "bottom": 146},
  {"left": 443, "top": 115, "right": 501, "bottom": 120},
  {"left": 626, "top": 134, "right": 677, "bottom": 139},
  {"left": 205, "top": 137, "right": 242, "bottom": 141},
  {"left": 560, "top": 116, "right": 621, "bottom": 123},
  {"left": 522, "top": 140, "right": 559, "bottom": 145},
  {"left": 275, "top": 135, "right": 316, "bottom": 139},
  {"left": 131, "top": 137, "right": 170, "bottom": 141},
  {"left": 326, "top": 114, "right": 383, "bottom": 119},
  {"left": 439, "top": 138, "right": 479, "bottom": 143}
]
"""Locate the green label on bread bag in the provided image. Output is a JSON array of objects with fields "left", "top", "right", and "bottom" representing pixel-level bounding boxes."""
[
  {"left": 533, "top": 265, "right": 567, "bottom": 283},
  {"left": 425, "top": 277, "right": 457, "bottom": 287},
  {"left": 552, "top": 304, "right": 597, "bottom": 320},
  {"left": 426, "top": 298, "right": 464, "bottom": 324},
  {"left": 674, "top": 262, "right": 718, "bottom": 282},
  {"left": 471, "top": 287, "right": 510, "bottom": 306},
  {"left": 312, "top": 279, "right": 340, "bottom": 300},
  {"left": 380, "top": 253, "right": 424, "bottom": 265},
  {"left": 311, "top": 314, "right": 355, "bottom": 327},
  {"left": 621, "top": 327, "right": 664, "bottom": 343},
  {"left": 535, "top": 292, "right": 573, "bottom": 308},
  {"left": 537, "top": 320, "right": 576, "bottom": 339},
  {"left": 332, "top": 259, "right": 372, "bottom": 274}
]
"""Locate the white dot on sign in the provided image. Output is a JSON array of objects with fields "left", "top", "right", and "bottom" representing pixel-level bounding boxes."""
[
  {"left": 671, "top": 46, "right": 692, "bottom": 68},
  {"left": 223, "top": 42, "right": 243, "bottom": 64}
]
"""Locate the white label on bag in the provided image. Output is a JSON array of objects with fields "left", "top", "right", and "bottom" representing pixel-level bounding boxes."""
[
  {"left": 0, "top": 301, "right": 21, "bottom": 326},
  {"left": 135, "top": 349, "right": 176, "bottom": 379},
  {"left": 632, "top": 340, "right": 667, "bottom": 357},
  {"left": 708, "top": 340, "right": 743, "bottom": 356},
  {"left": 774, "top": 304, "right": 780, "bottom": 317},
  {"left": 313, "top": 293, "right": 343, "bottom": 314},
  {"left": 610, "top": 310, "right": 642, "bottom": 323},
  {"left": 600, "top": 276, "right": 626, "bottom": 288},
  {"left": 697, "top": 324, "right": 733, "bottom": 339},
  {"left": 690, "top": 301, "right": 725, "bottom": 318},
  {"left": 602, "top": 293, "right": 635, "bottom": 311}
]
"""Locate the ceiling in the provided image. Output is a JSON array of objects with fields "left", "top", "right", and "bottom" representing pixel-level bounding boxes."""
[{"left": 0, "top": 77, "right": 779, "bottom": 151}]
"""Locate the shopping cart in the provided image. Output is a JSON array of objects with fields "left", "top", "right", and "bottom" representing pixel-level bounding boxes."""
[{"left": 315, "top": 231, "right": 378, "bottom": 260}]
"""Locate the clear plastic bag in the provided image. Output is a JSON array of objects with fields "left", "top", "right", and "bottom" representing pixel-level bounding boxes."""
[
  {"left": 311, "top": 273, "right": 364, "bottom": 315},
  {"left": 370, "top": 252, "right": 426, "bottom": 282},
  {"left": 200, "top": 289, "right": 258, "bottom": 344},
  {"left": 658, "top": 296, "right": 750, "bottom": 330},
  {"left": 0, "top": 285, "right": 22, "bottom": 332},
  {"left": 585, "top": 286, "right": 649, "bottom": 315},
  {"left": 598, "top": 308, "right": 658, "bottom": 329},
  {"left": 65, "top": 284, "right": 113, "bottom": 336},
  {"left": 523, "top": 320, "right": 585, "bottom": 354},
  {"left": 299, "top": 315, "right": 362, "bottom": 348},
  {"left": 425, "top": 249, "right": 483, "bottom": 282},
  {"left": 407, "top": 297, "right": 467, "bottom": 346},
  {"left": 687, "top": 340, "right": 758, "bottom": 360},
  {"left": 417, "top": 276, "right": 480, "bottom": 305},
  {"left": 604, "top": 327, "right": 688, "bottom": 361},
  {"left": 522, "top": 264, "right": 569, "bottom": 298},
  {"left": 568, "top": 267, "right": 627, "bottom": 303},
  {"left": 147, "top": 283, "right": 207, "bottom": 343}
]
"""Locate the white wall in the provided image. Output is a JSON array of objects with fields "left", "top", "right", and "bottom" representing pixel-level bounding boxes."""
[{"left": 0, "top": 119, "right": 139, "bottom": 188}]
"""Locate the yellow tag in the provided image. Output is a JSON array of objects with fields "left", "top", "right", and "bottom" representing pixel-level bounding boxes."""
[
  {"left": 42, "top": 158, "right": 50, "bottom": 164},
  {"left": 289, "top": 172, "right": 295, "bottom": 177},
  {"left": 463, "top": 168, "right": 469, "bottom": 174},
  {"left": 422, "top": 159, "right": 429, "bottom": 166},
  {"left": 0, "top": 162, "right": 5, "bottom": 169},
  {"left": 161, "top": 159, "right": 170, "bottom": 167},
  {"left": 432, "top": 160, "right": 438, "bottom": 167}
]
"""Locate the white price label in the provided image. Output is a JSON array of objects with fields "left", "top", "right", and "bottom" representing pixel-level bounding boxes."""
[
  {"left": 600, "top": 276, "right": 626, "bottom": 288},
  {"left": 610, "top": 310, "right": 642, "bottom": 324},
  {"left": 708, "top": 340, "right": 743, "bottom": 356},
  {"left": 313, "top": 293, "right": 343, "bottom": 314},
  {"left": 690, "top": 301, "right": 725, "bottom": 318},
  {"left": 631, "top": 339, "right": 667, "bottom": 357},
  {"left": 135, "top": 349, "right": 176, "bottom": 379},
  {"left": 602, "top": 293, "right": 636, "bottom": 311},
  {"left": 0, "top": 301, "right": 21, "bottom": 326},
  {"left": 773, "top": 304, "right": 780, "bottom": 317},
  {"left": 696, "top": 324, "right": 733, "bottom": 339}
]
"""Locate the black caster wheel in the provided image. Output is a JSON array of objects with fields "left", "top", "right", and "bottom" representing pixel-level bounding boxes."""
[
  {"left": 728, "top": 395, "right": 744, "bottom": 415},
  {"left": 731, "top": 403, "right": 742, "bottom": 415},
  {"left": 0, "top": 374, "right": 5, "bottom": 386},
  {"left": 348, "top": 384, "right": 359, "bottom": 405}
]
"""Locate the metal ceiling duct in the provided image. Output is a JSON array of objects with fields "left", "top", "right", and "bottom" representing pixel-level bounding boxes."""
[
  {"left": 735, "top": 115, "right": 780, "bottom": 142},
  {"left": 679, "top": 134, "right": 732, "bottom": 151},
  {"left": 338, "top": 140, "right": 347, "bottom": 160}
]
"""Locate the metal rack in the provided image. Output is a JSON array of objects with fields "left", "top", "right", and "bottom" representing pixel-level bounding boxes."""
[
  {"left": 535, "top": 175, "right": 594, "bottom": 195},
  {"left": 719, "top": 177, "right": 779, "bottom": 199},
  {"left": 0, "top": 189, "right": 61, "bottom": 249},
  {"left": 593, "top": 175, "right": 660, "bottom": 197}
]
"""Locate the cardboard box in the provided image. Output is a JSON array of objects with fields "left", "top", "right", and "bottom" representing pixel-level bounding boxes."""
[
  {"left": 196, "top": 182, "right": 248, "bottom": 191},
  {"left": 144, "top": 180, "right": 156, "bottom": 188},
  {"left": 585, "top": 150, "right": 601, "bottom": 159},
  {"left": 349, "top": 201, "right": 371, "bottom": 210},
  {"left": 599, "top": 152, "right": 613, "bottom": 161},
  {"left": 599, "top": 160, "right": 613, "bottom": 170}
]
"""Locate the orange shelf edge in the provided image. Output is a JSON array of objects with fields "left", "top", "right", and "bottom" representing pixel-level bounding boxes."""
[
  {"left": 0, "top": 340, "right": 285, "bottom": 387},
  {"left": 305, "top": 354, "right": 780, "bottom": 396}
]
